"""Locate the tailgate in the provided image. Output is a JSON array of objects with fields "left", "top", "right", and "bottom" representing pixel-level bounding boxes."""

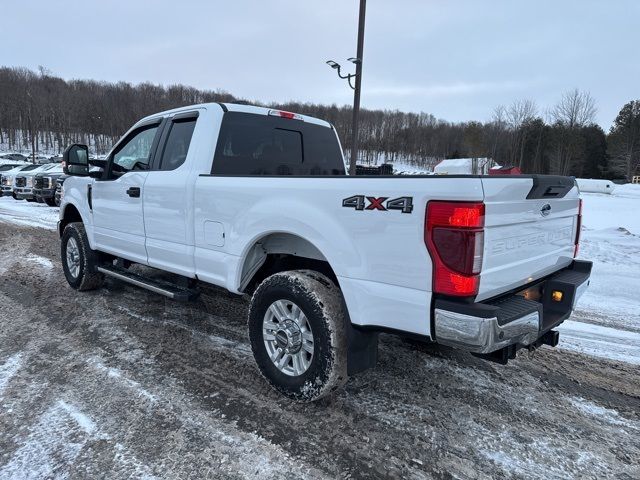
[{"left": 477, "top": 175, "right": 579, "bottom": 302}]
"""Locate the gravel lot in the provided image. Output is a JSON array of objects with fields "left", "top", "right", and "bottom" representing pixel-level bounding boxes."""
[{"left": 0, "top": 211, "right": 639, "bottom": 479}]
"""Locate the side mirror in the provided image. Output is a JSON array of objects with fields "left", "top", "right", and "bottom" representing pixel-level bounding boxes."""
[{"left": 63, "top": 144, "right": 89, "bottom": 176}]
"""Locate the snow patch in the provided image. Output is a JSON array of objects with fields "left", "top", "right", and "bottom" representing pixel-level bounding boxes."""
[
  {"left": 0, "top": 400, "right": 98, "bottom": 479},
  {"left": 112, "top": 443, "right": 159, "bottom": 480},
  {"left": 557, "top": 320, "right": 640, "bottom": 365},
  {"left": 117, "top": 306, "right": 252, "bottom": 360},
  {"left": 0, "top": 353, "right": 23, "bottom": 398},
  {"left": 569, "top": 397, "right": 639, "bottom": 430},
  {"left": 0, "top": 197, "right": 58, "bottom": 230},
  {"left": 24, "top": 254, "right": 54, "bottom": 270},
  {"left": 88, "top": 358, "right": 157, "bottom": 403},
  {"left": 57, "top": 400, "right": 97, "bottom": 434}
]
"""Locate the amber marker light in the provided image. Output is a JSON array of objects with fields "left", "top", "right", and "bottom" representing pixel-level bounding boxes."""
[{"left": 551, "top": 290, "right": 563, "bottom": 302}]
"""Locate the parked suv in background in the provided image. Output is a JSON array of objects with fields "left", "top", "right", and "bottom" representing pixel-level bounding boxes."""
[
  {"left": 33, "top": 164, "right": 65, "bottom": 206},
  {"left": 1, "top": 164, "right": 41, "bottom": 198},
  {"left": 13, "top": 163, "right": 59, "bottom": 201}
]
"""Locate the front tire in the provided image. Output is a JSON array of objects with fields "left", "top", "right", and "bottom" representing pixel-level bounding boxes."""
[
  {"left": 248, "top": 270, "right": 348, "bottom": 402},
  {"left": 44, "top": 197, "right": 56, "bottom": 207},
  {"left": 61, "top": 222, "right": 105, "bottom": 291}
]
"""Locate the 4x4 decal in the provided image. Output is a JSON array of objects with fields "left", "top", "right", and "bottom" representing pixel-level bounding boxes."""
[{"left": 342, "top": 195, "right": 413, "bottom": 213}]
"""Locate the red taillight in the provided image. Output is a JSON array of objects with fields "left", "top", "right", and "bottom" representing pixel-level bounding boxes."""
[
  {"left": 574, "top": 198, "right": 583, "bottom": 257},
  {"left": 425, "top": 201, "right": 485, "bottom": 296}
]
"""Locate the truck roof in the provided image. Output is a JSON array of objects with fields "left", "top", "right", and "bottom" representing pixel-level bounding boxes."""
[{"left": 138, "top": 103, "right": 332, "bottom": 129}]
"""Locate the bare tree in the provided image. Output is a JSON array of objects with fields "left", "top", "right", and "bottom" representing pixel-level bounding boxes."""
[
  {"left": 548, "top": 89, "right": 597, "bottom": 175},
  {"left": 507, "top": 99, "right": 538, "bottom": 129},
  {"left": 505, "top": 99, "right": 538, "bottom": 168},
  {"left": 550, "top": 89, "right": 597, "bottom": 128}
]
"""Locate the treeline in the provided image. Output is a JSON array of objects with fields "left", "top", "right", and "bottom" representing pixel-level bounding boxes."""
[{"left": 0, "top": 67, "right": 638, "bottom": 179}]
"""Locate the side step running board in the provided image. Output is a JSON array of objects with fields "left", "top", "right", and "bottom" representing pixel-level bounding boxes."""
[{"left": 97, "top": 265, "right": 199, "bottom": 302}]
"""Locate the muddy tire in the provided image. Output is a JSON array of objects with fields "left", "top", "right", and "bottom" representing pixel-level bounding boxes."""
[
  {"left": 248, "top": 270, "right": 348, "bottom": 402},
  {"left": 61, "top": 222, "right": 105, "bottom": 291}
]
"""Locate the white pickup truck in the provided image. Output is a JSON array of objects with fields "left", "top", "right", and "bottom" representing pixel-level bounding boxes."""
[{"left": 59, "top": 103, "right": 591, "bottom": 401}]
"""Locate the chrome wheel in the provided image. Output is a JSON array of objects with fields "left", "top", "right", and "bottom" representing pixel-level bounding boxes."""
[
  {"left": 66, "top": 237, "right": 81, "bottom": 278},
  {"left": 263, "top": 299, "right": 314, "bottom": 376}
]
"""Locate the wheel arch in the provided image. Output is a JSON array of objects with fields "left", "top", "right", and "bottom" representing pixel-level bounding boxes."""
[
  {"left": 237, "top": 231, "right": 340, "bottom": 295},
  {"left": 58, "top": 202, "right": 90, "bottom": 240}
]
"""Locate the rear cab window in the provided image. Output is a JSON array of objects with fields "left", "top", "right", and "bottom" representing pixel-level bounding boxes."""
[
  {"left": 158, "top": 116, "right": 197, "bottom": 171},
  {"left": 211, "top": 112, "right": 345, "bottom": 176}
]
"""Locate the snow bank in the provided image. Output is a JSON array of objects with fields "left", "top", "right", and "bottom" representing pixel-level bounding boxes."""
[
  {"left": 0, "top": 196, "right": 58, "bottom": 230},
  {"left": 558, "top": 320, "right": 640, "bottom": 365},
  {"left": 433, "top": 157, "right": 492, "bottom": 175},
  {"left": 581, "top": 183, "right": 640, "bottom": 234},
  {"left": 568, "top": 184, "right": 640, "bottom": 337}
]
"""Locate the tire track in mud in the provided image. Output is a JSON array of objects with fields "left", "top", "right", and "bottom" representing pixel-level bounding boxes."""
[{"left": 0, "top": 223, "right": 639, "bottom": 479}]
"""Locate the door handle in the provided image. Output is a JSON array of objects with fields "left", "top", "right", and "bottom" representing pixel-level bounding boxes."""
[{"left": 126, "top": 187, "right": 141, "bottom": 198}]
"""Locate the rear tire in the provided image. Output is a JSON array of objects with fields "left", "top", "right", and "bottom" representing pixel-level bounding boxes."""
[
  {"left": 248, "top": 270, "right": 348, "bottom": 402},
  {"left": 61, "top": 222, "right": 105, "bottom": 291}
]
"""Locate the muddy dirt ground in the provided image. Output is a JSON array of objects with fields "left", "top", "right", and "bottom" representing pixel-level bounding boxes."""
[{"left": 0, "top": 222, "right": 638, "bottom": 479}]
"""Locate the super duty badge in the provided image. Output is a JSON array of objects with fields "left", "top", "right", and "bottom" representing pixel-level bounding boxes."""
[{"left": 342, "top": 195, "right": 413, "bottom": 213}]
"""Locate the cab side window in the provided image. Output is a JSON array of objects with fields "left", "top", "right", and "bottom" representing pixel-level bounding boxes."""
[
  {"left": 112, "top": 124, "right": 159, "bottom": 174},
  {"left": 158, "top": 118, "right": 197, "bottom": 171}
]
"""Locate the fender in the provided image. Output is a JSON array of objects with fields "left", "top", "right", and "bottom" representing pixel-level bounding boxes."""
[
  {"left": 229, "top": 195, "right": 363, "bottom": 293},
  {"left": 59, "top": 177, "right": 96, "bottom": 248}
]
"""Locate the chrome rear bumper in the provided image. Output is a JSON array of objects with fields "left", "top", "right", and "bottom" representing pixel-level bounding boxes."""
[
  {"left": 433, "top": 260, "right": 592, "bottom": 355},
  {"left": 435, "top": 309, "right": 540, "bottom": 354}
]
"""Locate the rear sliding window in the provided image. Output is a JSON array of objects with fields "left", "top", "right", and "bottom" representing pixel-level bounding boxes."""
[{"left": 211, "top": 112, "right": 345, "bottom": 176}]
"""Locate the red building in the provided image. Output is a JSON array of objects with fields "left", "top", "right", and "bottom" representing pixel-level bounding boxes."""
[{"left": 489, "top": 166, "right": 521, "bottom": 175}]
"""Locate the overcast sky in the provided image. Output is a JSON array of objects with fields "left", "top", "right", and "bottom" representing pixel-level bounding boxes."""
[{"left": 3, "top": 0, "right": 638, "bottom": 128}]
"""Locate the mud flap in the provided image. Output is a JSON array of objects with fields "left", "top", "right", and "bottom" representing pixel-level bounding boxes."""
[{"left": 347, "top": 325, "right": 378, "bottom": 375}]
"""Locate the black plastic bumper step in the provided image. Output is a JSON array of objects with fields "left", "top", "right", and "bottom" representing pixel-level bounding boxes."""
[
  {"left": 97, "top": 265, "right": 199, "bottom": 301},
  {"left": 484, "top": 295, "right": 541, "bottom": 326}
]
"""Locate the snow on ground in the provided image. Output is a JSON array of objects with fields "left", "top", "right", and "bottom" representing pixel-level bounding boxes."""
[
  {"left": 0, "top": 400, "right": 104, "bottom": 480},
  {"left": 24, "top": 254, "right": 54, "bottom": 270},
  {"left": 0, "top": 196, "right": 58, "bottom": 230},
  {"left": 558, "top": 320, "right": 640, "bottom": 365},
  {"left": 0, "top": 353, "right": 23, "bottom": 399},
  {"left": 555, "top": 183, "right": 640, "bottom": 361},
  {"left": 569, "top": 396, "right": 640, "bottom": 429}
]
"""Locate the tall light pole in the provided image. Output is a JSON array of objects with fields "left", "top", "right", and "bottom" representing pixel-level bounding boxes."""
[{"left": 326, "top": 0, "right": 366, "bottom": 175}]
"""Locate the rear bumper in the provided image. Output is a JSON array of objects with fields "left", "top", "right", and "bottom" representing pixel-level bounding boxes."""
[{"left": 433, "top": 260, "right": 592, "bottom": 355}]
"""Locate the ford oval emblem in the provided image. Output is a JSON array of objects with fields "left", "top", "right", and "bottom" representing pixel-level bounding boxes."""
[{"left": 540, "top": 203, "right": 551, "bottom": 216}]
